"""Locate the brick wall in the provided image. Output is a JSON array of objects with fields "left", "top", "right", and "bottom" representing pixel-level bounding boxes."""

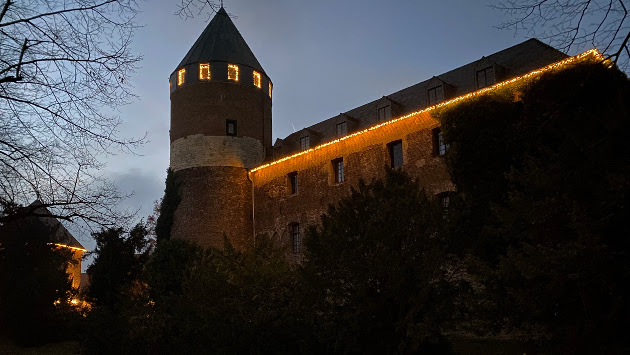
[
  {"left": 172, "top": 166, "right": 254, "bottom": 251},
  {"left": 252, "top": 111, "right": 455, "bottom": 255}
]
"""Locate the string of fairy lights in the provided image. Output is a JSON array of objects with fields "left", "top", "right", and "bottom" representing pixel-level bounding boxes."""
[{"left": 250, "top": 49, "right": 607, "bottom": 174}]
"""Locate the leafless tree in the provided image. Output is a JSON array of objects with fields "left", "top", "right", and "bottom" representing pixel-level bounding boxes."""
[
  {"left": 174, "top": 0, "right": 235, "bottom": 20},
  {"left": 492, "top": 0, "right": 630, "bottom": 71},
  {"left": 0, "top": 0, "right": 142, "bottom": 227}
]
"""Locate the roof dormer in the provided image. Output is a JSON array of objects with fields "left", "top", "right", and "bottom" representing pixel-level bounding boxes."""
[{"left": 474, "top": 57, "right": 506, "bottom": 89}]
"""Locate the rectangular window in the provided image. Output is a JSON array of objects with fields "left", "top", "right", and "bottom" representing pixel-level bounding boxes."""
[
  {"left": 427, "top": 85, "right": 444, "bottom": 106},
  {"left": 476, "top": 66, "right": 494, "bottom": 89},
  {"left": 300, "top": 136, "right": 310, "bottom": 150},
  {"left": 269, "top": 82, "right": 273, "bottom": 98},
  {"left": 333, "top": 158, "right": 344, "bottom": 183},
  {"left": 439, "top": 193, "right": 451, "bottom": 219},
  {"left": 291, "top": 223, "right": 301, "bottom": 254},
  {"left": 288, "top": 172, "right": 298, "bottom": 194},
  {"left": 199, "top": 63, "right": 210, "bottom": 80},
  {"left": 388, "top": 140, "right": 403, "bottom": 168},
  {"left": 253, "top": 71, "right": 261, "bottom": 88},
  {"left": 336, "top": 121, "right": 347, "bottom": 136},
  {"left": 228, "top": 64, "right": 239, "bottom": 81},
  {"left": 378, "top": 105, "right": 391, "bottom": 122},
  {"left": 177, "top": 68, "right": 186, "bottom": 86},
  {"left": 433, "top": 128, "right": 449, "bottom": 156},
  {"left": 226, "top": 120, "right": 237, "bottom": 136}
]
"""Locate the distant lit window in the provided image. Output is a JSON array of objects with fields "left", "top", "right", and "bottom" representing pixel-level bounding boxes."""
[
  {"left": 300, "top": 136, "right": 310, "bottom": 150},
  {"left": 269, "top": 82, "right": 273, "bottom": 98},
  {"left": 476, "top": 66, "right": 494, "bottom": 88},
  {"left": 290, "top": 223, "right": 301, "bottom": 254},
  {"left": 226, "top": 119, "right": 237, "bottom": 136},
  {"left": 378, "top": 105, "right": 391, "bottom": 122},
  {"left": 177, "top": 68, "right": 186, "bottom": 86},
  {"left": 433, "top": 128, "right": 449, "bottom": 156},
  {"left": 388, "top": 140, "right": 403, "bottom": 168},
  {"left": 253, "top": 71, "right": 261, "bottom": 88},
  {"left": 288, "top": 172, "right": 298, "bottom": 194},
  {"left": 333, "top": 158, "right": 344, "bottom": 183},
  {"left": 428, "top": 85, "right": 444, "bottom": 106},
  {"left": 228, "top": 64, "right": 239, "bottom": 81},
  {"left": 199, "top": 63, "right": 210, "bottom": 80},
  {"left": 336, "top": 121, "right": 347, "bottom": 136}
]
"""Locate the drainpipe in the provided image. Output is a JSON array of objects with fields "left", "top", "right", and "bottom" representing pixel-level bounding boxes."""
[{"left": 247, "top": 169, "right": 256, "bottom": 246}]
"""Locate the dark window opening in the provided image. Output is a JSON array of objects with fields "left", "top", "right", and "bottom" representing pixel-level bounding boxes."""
[
  {"left": 388, "top": 140, "right": 403, "bottom": 168},
  {"left": 378, "top": 105, "right": 391, "bottom": 122},
  {"left": 288, "top": 172, "right": 298, "bottom": 194},
  {"left": 438, "top": 192, "right": 452, "bottom": 219},
  {"left": 226, "top": 120, "right": 237, "bottom": 136},
  {"left": 333, "top": 158, "right": 344, "bottom": 183},
  {"left": 336, "top": 121, "right": 348, "bottom": 136},
  {"left": 433, "top": 128, "right": 449, "bottom": 156},
  {"left": 428, "top": 85, "right": 444, "bottom": 106},
  {"left": 300, "top": 136, "right": 310, "bottom": 150},
  {"left": 476, "top": 66, "right": 494, "bottom": 89},
  {"left": 290, "top": 223, "right": 301, "bottom": 254}
]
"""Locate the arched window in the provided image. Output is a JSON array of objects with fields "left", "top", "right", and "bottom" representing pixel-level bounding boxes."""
[{"left": 290, "top": 223, "right": 301, "bottom": 254}]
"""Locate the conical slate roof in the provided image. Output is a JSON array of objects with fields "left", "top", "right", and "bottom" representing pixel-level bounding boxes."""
[{"left": 176, "top": 7, "right": 265, "bottom": 73}]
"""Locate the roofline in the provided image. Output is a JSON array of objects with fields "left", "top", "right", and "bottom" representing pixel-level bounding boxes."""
[
  {"left": 251, "top": 48, "right": 606, "bottom": 173},
  {"left": 49, "top": 243, "right": 88, "bottom": 252}
]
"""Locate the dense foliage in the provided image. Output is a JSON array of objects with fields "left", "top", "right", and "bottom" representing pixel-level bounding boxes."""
[
  {"left": 301, "top": 168, "right": 464, "bottom": 353},
  {"left": 437, "top": 60, "right": 630, "bottom": 352},
  {"left": 155, "top": 169, "right": 181, "bottom": 243},
  {"left": 0, "top": 213, "right": 78, "bottom": 346}
]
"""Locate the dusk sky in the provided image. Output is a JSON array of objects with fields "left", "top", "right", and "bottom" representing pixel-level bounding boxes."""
[{"left": 76, "top": 0, "right": 585, "bottom": 258}]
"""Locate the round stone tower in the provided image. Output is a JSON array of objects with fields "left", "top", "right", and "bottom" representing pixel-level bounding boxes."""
[{"left": 169, "top": 7, "right": 272, "bottom": 250}]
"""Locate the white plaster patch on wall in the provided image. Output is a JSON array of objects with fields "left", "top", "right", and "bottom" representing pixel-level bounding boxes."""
[{"left": 170, "top": 134, "right": 265, "bottom": 171}]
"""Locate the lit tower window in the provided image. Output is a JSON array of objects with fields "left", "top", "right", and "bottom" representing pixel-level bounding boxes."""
[
  {"left": 199, "top": 63, "right": 210, "bottom": 80},
  {"left": 253, "top": 71, "right": 261, "bottom": 88},
  {"left": 268, "top": 82, "right": 273, "bottom": 98},
  {"left": 177, "top": 68, "right": 186, "bottom": 86},
  {"left": 228, "top": 64, "right": 239, "bottom": 81}
]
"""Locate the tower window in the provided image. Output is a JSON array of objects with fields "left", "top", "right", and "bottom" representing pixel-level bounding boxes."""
[
  {"left": 428, "top": 85, "right": 444, "bottom": 106},
  {"left": 378, "top": 105, "right": 391, "bottom": 122},
  {"left": 199, "top": 63, "right": 210, "bottom": 80},
  {"left": 476, "top": 66, "right": 494, "bottom": 89},
  {"left": 388, "top": 140, "right": 403, "bottom": 168},
  {"left": 226, "top": 120, "right": 237, "bottom": 136},
  {"left": 300, "top": 136, "right": 310, "bottom": 150},
  {"left": 333, "top": 158, "right": 344, "bottom": 183},
  {"left": 228, "top": 64, "right": 239, "bottom": 81},
  {"left": 290, "top": 223, "right": 301, "bottom": 254},
  {"left": 253, "top": 71, "right": 261, "bottom": 88},
  {"left": 336, "top": 121, "right": 347, "bottom": 136},
  {"left": 177, "top": 68, "right": 186, "bottom": 86},
  {"left": 269, "top": 82, "right": 273, "bottom": 98},
  {"left": 433, "top": 128, "right": 449, "bottom": 156},
  {"left": 288, "top": 172, "right": 298, "bottom": 194}
]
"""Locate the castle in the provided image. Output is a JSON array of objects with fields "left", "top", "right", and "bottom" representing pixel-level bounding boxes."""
[{"left": 168, "top": 7, "right": 598, "bottom": 256}]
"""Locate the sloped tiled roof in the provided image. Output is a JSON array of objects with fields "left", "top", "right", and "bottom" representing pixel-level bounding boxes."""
[
  {"left": 176, "top": 7, "right": 265, "bottom": 74},
  {"left": 273, "top": 39, "right": 567, "bottom": 159},
  {"left": 0, "top": 200, "right": 86, "bottom": 251}
]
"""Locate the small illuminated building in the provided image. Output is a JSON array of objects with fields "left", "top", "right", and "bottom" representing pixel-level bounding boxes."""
[
  {"left": 168, "top": 6, "right": 604, "bottom": 258},
  {"left": 0, "top": 200, "right": 86, "bottom": 289}
]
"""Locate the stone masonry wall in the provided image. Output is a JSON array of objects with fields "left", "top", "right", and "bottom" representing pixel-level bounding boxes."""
[{"left": 170, "top": 134, "right": 265, "bottom": 170}]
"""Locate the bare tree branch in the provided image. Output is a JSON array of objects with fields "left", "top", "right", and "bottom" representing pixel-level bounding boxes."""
[
  {"left": 491, "top": 0, "right": 630, "bottom": 72},
  {"left": 0, "top": 0, "right": 143, "bottom": 229}
]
